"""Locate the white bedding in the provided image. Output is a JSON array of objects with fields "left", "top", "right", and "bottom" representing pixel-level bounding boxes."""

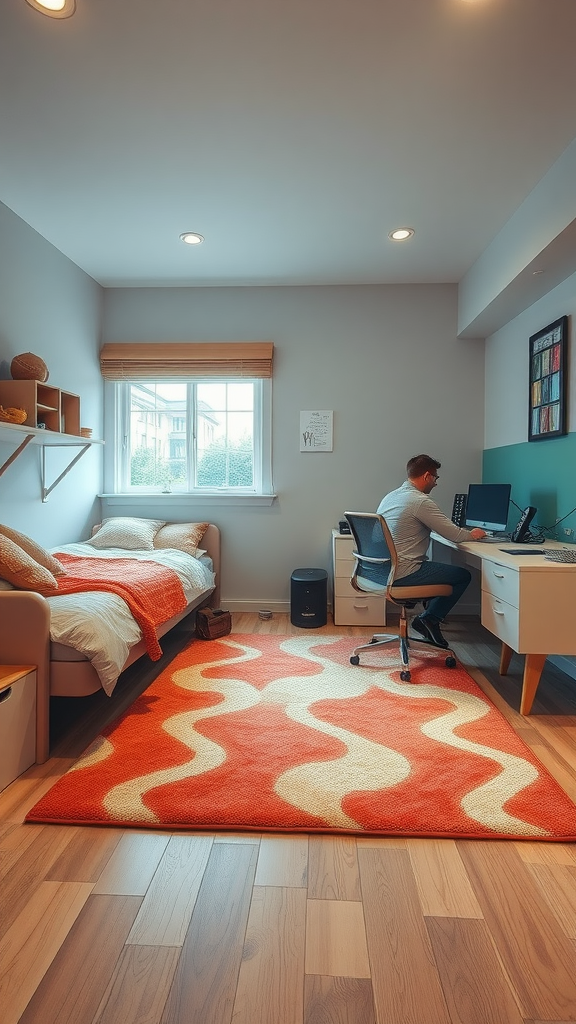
[{"left": 47, "top": 543, "right": 215, "bottom": 695}]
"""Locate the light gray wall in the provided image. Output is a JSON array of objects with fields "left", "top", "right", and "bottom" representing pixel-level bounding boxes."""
[
  {"left": 0, "top": 202, "right": 103, "bottom": 545},
  {"left": 103, "top": 284, "right": 485, "bottom": 609},
  {"left": 485, "top": 269, "right": 576, "bottom": 449}
]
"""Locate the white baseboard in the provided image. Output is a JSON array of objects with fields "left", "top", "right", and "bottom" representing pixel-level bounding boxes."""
[{"left": 223, "top": 599, "right": 291, "bottom": 614}]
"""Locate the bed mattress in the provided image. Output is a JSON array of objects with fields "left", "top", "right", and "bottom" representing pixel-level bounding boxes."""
[{"left": 47, "top": 542, "right": 215, "bottom": 694}]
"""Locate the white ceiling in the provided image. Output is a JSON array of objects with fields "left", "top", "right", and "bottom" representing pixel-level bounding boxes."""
[{"left": 1, "top": 0, "right": 576, "bottom": 290}]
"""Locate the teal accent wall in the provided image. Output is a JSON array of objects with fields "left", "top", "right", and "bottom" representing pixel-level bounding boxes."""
[{"left": 483, "top": 432, "right": 576, "bottom": 540}]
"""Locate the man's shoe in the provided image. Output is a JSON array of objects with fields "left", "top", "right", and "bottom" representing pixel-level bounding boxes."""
[{"left": 411, "top": 615, "right": 449, "bottom": 649}]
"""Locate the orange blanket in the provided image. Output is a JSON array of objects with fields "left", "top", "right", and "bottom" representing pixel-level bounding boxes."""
[{"left": 52, "top": 553, "right": 188, "bottom": 661}]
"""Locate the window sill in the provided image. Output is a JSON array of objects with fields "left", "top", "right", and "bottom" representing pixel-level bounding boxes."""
[{"left": 98, "top": 492, "right": 277, "bottom": 507}]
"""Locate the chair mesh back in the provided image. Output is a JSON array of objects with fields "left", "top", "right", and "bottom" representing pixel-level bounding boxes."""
[{"left": 345, "top": 513, "right": 392, "bottom": 588}]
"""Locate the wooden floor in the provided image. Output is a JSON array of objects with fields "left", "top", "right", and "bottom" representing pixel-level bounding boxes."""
[{"left": 1, "top": 612, "right": 576, "bottom": 1024}]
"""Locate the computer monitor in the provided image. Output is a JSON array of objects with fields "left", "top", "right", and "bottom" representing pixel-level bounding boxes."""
[{"left": 465, "top": 483, "right": 511, "bottom": 534}]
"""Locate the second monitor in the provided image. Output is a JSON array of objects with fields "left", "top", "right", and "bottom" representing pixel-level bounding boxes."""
[{"left": 465, "top": 482, "right": 511, "bottom": 535}]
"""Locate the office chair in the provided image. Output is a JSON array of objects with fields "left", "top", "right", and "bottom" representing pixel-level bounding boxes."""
[{"left": 344, "top": 512, "right": 457, "bottom": 681}]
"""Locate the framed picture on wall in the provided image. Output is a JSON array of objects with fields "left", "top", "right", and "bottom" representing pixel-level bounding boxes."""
[{"left": 528, "top": 315, "right": 568, "bottom": 441}]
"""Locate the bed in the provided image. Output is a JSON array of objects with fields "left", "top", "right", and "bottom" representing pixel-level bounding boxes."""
[{"left": 0, "top": 520, "right": 220, "bottom": 764}]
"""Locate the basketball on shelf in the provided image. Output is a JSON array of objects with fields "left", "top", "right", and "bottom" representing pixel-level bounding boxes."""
[{"left": 10, "top": 352, "right": 49, "bottom": 382}]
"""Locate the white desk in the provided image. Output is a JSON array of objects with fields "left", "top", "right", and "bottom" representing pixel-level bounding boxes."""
[{"left": 431, "top": 534, "right": 576, "bottom": 714}]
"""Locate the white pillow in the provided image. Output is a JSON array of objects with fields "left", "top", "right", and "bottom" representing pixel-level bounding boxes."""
[
  {"left": 88, "top": 517, "right": 165, "bottom": 551},
  {"left": 153, "top": 522, "right": 209, "bottom": 557}
]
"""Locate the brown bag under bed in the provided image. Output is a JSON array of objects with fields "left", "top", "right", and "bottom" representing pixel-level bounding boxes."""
[{"left": 196, "top": 607, "right": 232, "bottom": 639}]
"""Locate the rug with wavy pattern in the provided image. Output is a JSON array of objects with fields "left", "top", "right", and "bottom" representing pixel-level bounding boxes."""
[{"left": 27, "top": 634, "right": 576, "bottom": 839}]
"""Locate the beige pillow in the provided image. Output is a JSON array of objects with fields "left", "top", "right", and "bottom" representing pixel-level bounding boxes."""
[
  {"left": 0, "top": 523, "right": 64, "bottom": 576},
  {"left": 153, "top": 522, "right": 209, "bottom": 557},
  {"left": 0, "top": 535, "right": 60, "bottom": 594},
  {"left": 88, "top": 517, "right": 165, "bottom": 551}
]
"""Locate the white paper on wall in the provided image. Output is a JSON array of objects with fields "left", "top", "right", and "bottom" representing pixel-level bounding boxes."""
[{"left": 300, "top": 410, "right": 333, "bottom": 452}]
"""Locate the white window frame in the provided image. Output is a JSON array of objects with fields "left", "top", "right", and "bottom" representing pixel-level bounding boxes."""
[{"left": 102, "top": 378, "right": 275, "bottom": 505}]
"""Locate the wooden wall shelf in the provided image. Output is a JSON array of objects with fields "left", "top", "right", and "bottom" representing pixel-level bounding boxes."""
[
  {"left": 0, "top": 422, "right": 103, "bottom": 501},
  {"left": 0, "top": 380, "right": 83, "bottom": 435}
]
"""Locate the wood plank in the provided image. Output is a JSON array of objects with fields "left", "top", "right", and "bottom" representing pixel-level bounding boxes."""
[
  {"left": 356, "top": 836, "right": 406, "bottom": 849},
  {"left": 304, "top": 975, "right": 377, "bottom": 1024},
  {"left": 92, "top": 832, "right": 171, "bottom": 895},
  {"left": 255, "top": 835, "right": 308, "bottom": 887},
  {"left": 0, "top": 823, "right": 79, "bottom": 939},
  {"left": 18, "top": 894, "right": 142, "bottom": 1024},
  {"left": 458, "top": 840, "right": 576, "bottom": 1020},
  {"left": 525, "top": 741, "right": 576, "bottom": 801},
  {"left": 407, "top": 838, "right": 483, "bottom": 918},
  {"left": 0, "top": 757, "right": 76, "bottom": 822},
  {"left": 308, "top": 835, "right": 361, "bottom": 901},
  {"left": 305, "top": 899, "right": 370, "bottom": 978},
  {"left": 126, "top": 834, "right": 213, "bottom": 946},
  {"left": 232, "top": 885, "right": 307, "bottom": 1024},
  {"left": 213, "top": 832, "right": 261, "bottom": 844},
  {"left": 93, "top": 945, "right": 181, "bottom": 1024},
  {"left": 161, "top": 841, "right": 258, "bottom": 1024},
  {"left": 426, "top": 916, "right": 524, "bottom": 1024},
  {"left": 358, "top": 846, "right": 452, "bottom": 1024},
  {"left": 516, "top": 841, "right": 576, "bottom": 866},
  {"left": 0, "top": 821, "right": 19, "bottom": 842},
  {"left": 0, "top": 880, "right": 93, "bottom": 1024},
  {"left": 527, "top": 718, "right": 576, "bottom": 778},
  {"left": 528, "top": 864, "right": 576, "bottom": 939},
  {"left": 46, "top": 826, "right": 123, "bottom": 882},
  {"left": 0, "top": 822, "right": 43, "bottom": 878}
]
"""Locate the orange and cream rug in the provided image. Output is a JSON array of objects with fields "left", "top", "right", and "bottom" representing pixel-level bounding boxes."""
[{"left": 27, "top": 634, "right": 576, "bottom": 839}]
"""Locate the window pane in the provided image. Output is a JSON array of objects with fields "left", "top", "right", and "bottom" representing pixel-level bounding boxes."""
[
  {"left": 116, "top": 378, "right": 265, "bottom": 493},
  {"left": 196, "top": 383, "right": 254, "bottom": 488},
  {"left": 129, "top": 382, "right": 188, "bottom": 488}
]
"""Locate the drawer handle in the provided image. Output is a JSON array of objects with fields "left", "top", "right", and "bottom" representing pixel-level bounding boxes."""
[
  {"left": 494, "top": 609, "right": 505, "bottom": 616},
  {"left": 493, "top": 573, "right": 505, "bottom": 579},
  {"left": 0, "top": 687, "right": 12, "bottom": 704}
]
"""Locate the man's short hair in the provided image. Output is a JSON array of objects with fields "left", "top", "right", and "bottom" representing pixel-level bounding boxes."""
[{"left": 407, "top": 454, "right": 441, "bottom": 478}]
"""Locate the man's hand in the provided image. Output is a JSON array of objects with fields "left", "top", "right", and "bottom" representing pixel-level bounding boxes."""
[{"left": 470, "top": 528, "right": 487, "bottom": 540}]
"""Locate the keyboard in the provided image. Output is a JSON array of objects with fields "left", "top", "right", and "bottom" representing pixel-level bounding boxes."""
[
  {"left": 479, "top": 536, "right": 508, "bottom": 544},
  {"left": 544, "top": 549, "right": 576, "bottom": 563}
]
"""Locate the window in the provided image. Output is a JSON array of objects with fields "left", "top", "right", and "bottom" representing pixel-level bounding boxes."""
[
  {"left": 107, "top": 377, "right": 271, "bottom": 496},
  {"left": 100, "top": 341, "right": 274, "bottom": 500}
]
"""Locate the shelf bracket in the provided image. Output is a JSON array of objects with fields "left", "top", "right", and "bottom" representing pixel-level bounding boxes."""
[
  {"left": 0, "top": 433, "right": 35, "bottom": 479},
  {"left": 41, "top": 443, "right": 91, "bottom": 502}
]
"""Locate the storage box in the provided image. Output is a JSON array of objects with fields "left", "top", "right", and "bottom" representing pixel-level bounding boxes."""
[{"left": 0, "top": 667, "right": 36, "bottom": 792}]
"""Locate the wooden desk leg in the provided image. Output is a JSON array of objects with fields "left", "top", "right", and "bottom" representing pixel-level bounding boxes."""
[
  {"left": 519, "top": 654, "right": 547, "bottom": 716},
  {"left": 499, "top": 643, "right": 513, "bottom": 676}
]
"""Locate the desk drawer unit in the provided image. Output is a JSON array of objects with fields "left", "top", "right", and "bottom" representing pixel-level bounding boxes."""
[
  {"left": 481, "top": 563, "right": 519, "bottom": 605},
  {"left": 481, "top": 561, "right": 520, "bottom": 649},
  {"left": 332, "top": 531, "right": 386, "bottom": 626},
  {"left": 481, "top": 594, "right": 520, "bottom": 650},
  {"left": 0, "top": 666, "right": 37, "bottom": 792}
]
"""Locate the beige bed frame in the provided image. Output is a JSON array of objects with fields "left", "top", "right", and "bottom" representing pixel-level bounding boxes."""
[{"left": 0, "top": 524, "right": 220, "bottom": 764}]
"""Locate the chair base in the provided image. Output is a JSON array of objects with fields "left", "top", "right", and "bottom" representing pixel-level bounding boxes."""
[{"left": 350, "top": 627, "right": 457, "bottom": 681}]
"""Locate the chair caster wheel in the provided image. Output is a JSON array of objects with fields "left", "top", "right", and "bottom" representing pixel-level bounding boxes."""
[
  {"left": 400, "top": 670, "right": 411, "bottom": 682},
  {"left": 445, "top": 656, "right": 456, "bottom": 668},
  {"left": 350, "top": 655, "right": 360, "bottom": 666}
]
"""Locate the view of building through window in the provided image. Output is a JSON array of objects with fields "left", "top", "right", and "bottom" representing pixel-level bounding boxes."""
[{"left": 128, "top": 381, "right": 255, "bottom": 489}]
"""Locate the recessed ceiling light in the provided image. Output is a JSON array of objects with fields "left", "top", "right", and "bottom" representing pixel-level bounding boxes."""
[
  {"left": 24, "top": 0, "right": 76, "bottom": 18},
  {"left": 388, "top": 228, "right": 415, "bottom": 242},
  {"left": 179, "top": 232, "right": 205, "bottom": 245}
]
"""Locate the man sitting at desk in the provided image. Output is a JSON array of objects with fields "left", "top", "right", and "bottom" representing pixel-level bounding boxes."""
[{"left": 377, "top": 454, "right": 486, "bottom": 649}]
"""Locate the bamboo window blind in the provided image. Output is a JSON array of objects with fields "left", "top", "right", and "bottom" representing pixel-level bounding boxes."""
[{"left": 100, "top": 342, "right": 274, "bottom": 380}]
